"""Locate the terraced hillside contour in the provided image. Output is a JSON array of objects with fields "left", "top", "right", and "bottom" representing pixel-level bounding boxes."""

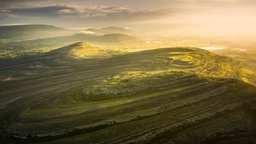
[{"left": 0, "top": 45, "right": 256, "bottom": 144}]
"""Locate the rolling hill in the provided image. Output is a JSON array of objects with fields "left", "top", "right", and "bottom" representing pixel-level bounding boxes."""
[
  {"left": 0, "top": 46, "right": 256, "bottom": 144},
  {"left": 0, "top": 33, "right": 141, "bottom": 59}
]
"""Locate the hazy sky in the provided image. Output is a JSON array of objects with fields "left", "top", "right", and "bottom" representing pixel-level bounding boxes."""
[{"left": 1, "top": 0, "right": 256, "bottom": 38}]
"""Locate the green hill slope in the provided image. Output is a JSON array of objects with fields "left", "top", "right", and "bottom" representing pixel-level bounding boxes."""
[
  {"left": 48, "top": 42, "right": 114, "bottom": 59},
  {"left": 0, "top": 47, "right": 256, "bottom": 144}
]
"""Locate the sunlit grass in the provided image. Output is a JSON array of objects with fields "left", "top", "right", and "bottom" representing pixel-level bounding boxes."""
[{"left": 69, "top": 43, "right": 110, "bottom": 58}]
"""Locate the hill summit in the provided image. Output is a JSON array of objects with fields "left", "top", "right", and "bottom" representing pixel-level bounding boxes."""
[{"left": 50, "top": 42, "right": 112, "bottom": 59}]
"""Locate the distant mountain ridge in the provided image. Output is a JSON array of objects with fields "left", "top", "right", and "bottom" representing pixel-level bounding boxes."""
[{"left": 0, "top": 24, "right": 72, "bottom": 41}]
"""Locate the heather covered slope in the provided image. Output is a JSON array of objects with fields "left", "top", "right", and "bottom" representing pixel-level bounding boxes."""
[{"left": 0, "top": 46, "right": 256, "bottom": 144}]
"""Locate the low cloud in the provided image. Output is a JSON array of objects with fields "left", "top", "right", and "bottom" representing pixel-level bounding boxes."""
[
  {"left": 0, "top": 9, "right": 11, "bottom": 13},
  {"left": 10, "top": 6, "right": 70, "bottom": 17},
  {"left": 57, "top": 9, "right": 77, "bottom": 15}
]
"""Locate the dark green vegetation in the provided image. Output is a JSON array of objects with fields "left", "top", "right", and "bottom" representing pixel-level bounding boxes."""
[{"left": 1, "top": 43, "right": 256, "bottom": 144}]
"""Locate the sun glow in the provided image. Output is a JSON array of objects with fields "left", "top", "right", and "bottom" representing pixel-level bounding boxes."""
[{"left": 201, "top": 46, "right": 225, "bottom": 51}]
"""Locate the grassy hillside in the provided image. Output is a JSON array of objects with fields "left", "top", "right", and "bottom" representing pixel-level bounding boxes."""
[
  {"left": 0, "top": 46, "right": 256, "bottom": 144},
  {"left": 49, "top": 42, "right": 115, "bottom": 59}
]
